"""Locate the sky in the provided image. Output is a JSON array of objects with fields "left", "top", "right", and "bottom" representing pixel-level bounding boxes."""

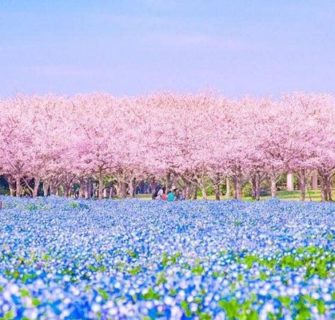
[{"left": 0, "top": 0, "right": 334, "bottom": 98}]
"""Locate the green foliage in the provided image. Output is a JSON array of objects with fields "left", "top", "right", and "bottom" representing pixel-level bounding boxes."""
[
  {"left": 294, "top": 297, "right": 311, "bottom": 320},
  {"left": 128, "top": 265, "right": 142, "bottom": 276},
  {"left": 218, "top": 297, "right": 259, "bottom": 320},
  {"left": 126, "top": 250, "right": 138, "bottom": 259},
  {"left": 20, "top": 288, "right": 30, "bottom": 297},
  {"left": 69, "top": 202, "right": 89, "bottom": 209},
  {"left": 218, "top": 298, "right": 240, "bottom": 319},
  {"left": 22, "top": 272, "right": 38, "bottom": 283},
  {"left": 169, "top": 288, "right": 177, "bottom": 297},
  {"left": 198, "top": 312, "right": 212, "bottom": 320},
  {"left": 155, "top": 272, "right": 167, "bottom": 285},
  {"left": 181, "top": 300, "right": 192, "bottom": 317},
  {"left": 141, "top": 287, "right": 160, "bottom": 300},
  {"left": 1, "top": 310, "right": 15, "bottom": 320},
  {"left": 26, "top": 203, "right": 48, "bottom": 211},
  {"left": 32, "top": 297, "right": 41, "bottom": 307},
  {"left": 161, "top": 252, "right": 181, "bottom": 267},
  {"left": 242, "top": 183, "right": 253, "bottom": 197},
  {"left": 87, "top": 264, "right": 107, "bottom": 273},
  {"left": 97, "top": 288, "right": 109, "bottom": 300},
  {"left": 191, "top": 264, "right": 205, "bottom": 276},
  {"left": 5, "top": 269, "right": 20, "bottom": 280},
  {"left": 241, "top": 255, "right": 258, "bottom": 269}
]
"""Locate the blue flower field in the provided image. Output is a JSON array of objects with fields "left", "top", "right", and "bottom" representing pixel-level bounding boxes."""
[{"left": 0, "top": 197, "right": 335, "bottom": 319}]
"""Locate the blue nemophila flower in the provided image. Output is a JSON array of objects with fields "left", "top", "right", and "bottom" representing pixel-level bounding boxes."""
[{"left": 0, "top": 196, "right": 335, "bottom": 319}]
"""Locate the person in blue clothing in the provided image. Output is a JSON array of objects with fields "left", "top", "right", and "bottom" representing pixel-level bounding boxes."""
[{"left": 167, "top": 189, "right": 176, "bottom": 201}]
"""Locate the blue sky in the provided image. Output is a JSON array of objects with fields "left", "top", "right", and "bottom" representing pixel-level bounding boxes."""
[{"left": 0, "top": 0, "right": 334, "bottom": 97}]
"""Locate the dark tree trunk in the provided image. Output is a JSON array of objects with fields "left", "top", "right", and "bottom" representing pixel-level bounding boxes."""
[
  {"left": 79, "top": 179, "right": 85, "bottom": 198},
  {"left": 85, "top": 179, "right": 92, "bottom": 199},
  {"left": 185, "top": 181, "right": 192, "bottom": 200},
  {"left": 193, "top": 186, "right": 198, "bottom": 200},
  {"left": 251, "top": 173, "right": 261, "bottom": 201},
  {"left": 118, "top": 181, "right": 127, "bottom": 198},
  {"left": 298, "top": 169, "right": 307, "bottom": 201},
  {"left": 233, "top": 174, "right": 242, "bottom": 200},
  {"left": 6, "top": 175, "right": 16, "bottom": 196},
  {"left": 215, "top": 184, "right": 221, "bottom": 200},
  {"left": 270, "top": 175, "right": 277, "bottom": 198},
  {"left": 50, "top": 183, "right": 58, "bottom": 196},
  {"left": 98, "top": 173, "right": 104, "bottom": 200},
  {"left": 63, "top": 184, "right": 71, "bottom": 197},
  {"left": 166, "top": 172, "right": 172, "bottom": 191},
  {"left": 214, "top": 173, "right": 221, "bottom": 200},
  {"left": 128, "top": 177, "right": 136, "bottom": 198},
  {"left": 33, "top": 177, "right": 40, "bottom": 197},
  {"left": 15, "top": 176, "right": 21, "bottom": 197}
]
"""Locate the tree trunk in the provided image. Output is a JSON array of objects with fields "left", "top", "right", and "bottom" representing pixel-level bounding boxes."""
[
  {"left": 270, "top": 176, "right": 277, "bottom": 198},
  {"left": 201, "top": 185, "right": 207, "bottom": 200},
  {"left": 166, "top": 172, "right": 172, "bottom": 191},
  {"left": 79, "top": 179, "right": 85, "bottom": 198},
  {"left": 85, "top": 179, "right": 92, "bottom": 199},
  {"left": 215, "top": 184, "right": 220, "bottom": 200},
  {"left": 109, "top": 185, "right": 115, "bottom": 198},
  {"left": 319, "top": 173, "right": 327, "bottom": 201},
  {"left": 63, "top": 184, "right": 71, "bottom": 197},
  {"left": 118, "top": 181, "right": 127, "bottom": 198},
  {"left": 311, "top": 171, "right": 318, "bottom": 190},
  {"left": 43, "top": 182, "right": 49, "bottom": 196},
  {"left": 15, "top": 176, "right": 21, "bottom": 197},
  {"left": 128, "top": 177, "right": 136, "bottom": 198},
  {"left": 6, "top": 176, "right": 16, "bottom": 196},
  {"left": 9, "top": 184, "right": 15, "bottom": 196},
  {"left": 233, "top": 175, "right": 242, "bottom": 200},
  {"left": 50, "top": 183, "right": 57, "bottom": 196},
  {"left": 98, "top": 173, "right": 104, "bottom": 200},
  {"left": 213, "top": 173, "right": 221, "bottom": 200},
  {"left": 193, "top": 186, "right": 198, "bottom": 200},
  {"left": 33, "top": 177, "right": 40, "bottom": 197},
  {"left": 183, "top": 181, "right": 190, "bottom": 200},
  {"left": 318, "top": 171, "right": 332, "bottom": 202},
  {"left": 225, "top": 177, "right": 230, "bottom": 199},
  {"left": 299, "top": 169, "right": 306, "bottom": 201},
  {"left": 326, "top": 176, "right": 333, "bottom": 201},
  {"left": 287, "top": 173, "right": 294, "bottom": 191},
  {"left": 251, "top": 173, "right": 261, "bottom": 201}
]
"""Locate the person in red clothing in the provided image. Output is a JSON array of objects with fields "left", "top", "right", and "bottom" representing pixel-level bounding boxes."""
[{"left": 161, "top": 187, "right": 167, "bottom": 200}]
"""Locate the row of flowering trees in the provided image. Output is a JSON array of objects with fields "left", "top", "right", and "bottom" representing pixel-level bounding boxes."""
[{"left": 0, "top": 93, "right": 334, "bottom": 201}]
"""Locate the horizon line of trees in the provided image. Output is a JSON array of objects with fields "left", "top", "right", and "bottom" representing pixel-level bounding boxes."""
[{"left": 1, "top": 92, "right": 335, "bottom": 201}]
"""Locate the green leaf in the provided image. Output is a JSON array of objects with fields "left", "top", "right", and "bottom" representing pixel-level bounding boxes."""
[
  {"left": 156, "top": 272, "right": 167, "bottom": 285},
  {"left": 142, "top": 287, "right": 160, "bottom": 300},
  {"left": 127, "top": 250, "right": 138, "bottom": 259},
  {"left": 191, "top": 264, "right": 205, "bottom": 276},
  {"left": 3, "top": 310, "right": 14, "bottom": 320},
  {"left": 97, "top": 288, "right": 109, "bottom": 300},
  {"left": 32, "top": 297, "right": 41, "bottom": 307},
  {"left": 20, "top": 288, "right": 30, "bottom": 297},
  {"left": 181, "top": 300, "right": 192, "bottom": 317},
  {"left": 316, "top": 299, "right": 326, "bottom": 315},
  {"left": 199, "top": 312, "right": 212, "bottom": 320},
  {"left": 128, "top": 265, "right": 142, "bottom": 276},
  {"left": 218, "top": 299, "right": 239, "bottom": 320},
  {"left": 278, "top": 296, "right": 291, "bottom": 308}
]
